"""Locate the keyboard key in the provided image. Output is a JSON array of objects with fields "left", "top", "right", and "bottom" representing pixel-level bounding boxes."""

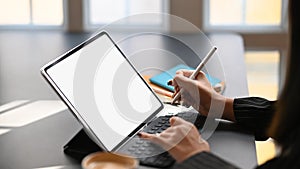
[
  {"left": 155, "top": 124, "right": 163, "bottom": 127},
  {"left": 141, "top": 143, "right": 149, "bottom": 147},
  {"left": 139, "top": 146, "right": 146, "bottom": 151},
  {"left": 142, "top": 143, "right": 150, "bottom": 147},
  {"left": 128, "top": 147, "right": 136, "bottom": 152},
  {"left": 151, "top": 127, "right": 159, "bottom": 130},
  {"left": 136, "top": 140, "right": 144, "bottom": 144},
  {"left": 158, "top": 121, "right": 166, "bottom": 124},
  {"left": 145, "top": 151, "right": 152, "bottom": 155},
  {"left": 132, "top": 144, "right": 140, "bottom": 148},
  {"left": 147, "top": 130, "right": 155, "bottom": 134}
]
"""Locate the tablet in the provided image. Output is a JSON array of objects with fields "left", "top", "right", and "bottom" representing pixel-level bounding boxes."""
[{"left": 41, "top": 31, "right": 163, "bottom": 151}]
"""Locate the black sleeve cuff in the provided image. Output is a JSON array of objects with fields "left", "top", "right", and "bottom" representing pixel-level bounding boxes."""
[
  {"left": 233, "top": 97, "right": 276, "bottom": 140},
  {"left": 173, "top": 152, "right": 239, "bottom": 169}
]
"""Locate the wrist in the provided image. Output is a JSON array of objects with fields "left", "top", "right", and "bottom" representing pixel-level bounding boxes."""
[{"left": 224, "top": 98, "right": 235, "bottom": 121}]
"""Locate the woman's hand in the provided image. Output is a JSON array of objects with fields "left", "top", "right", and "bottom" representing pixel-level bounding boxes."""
[
  {"left": 139, "top": 117, "right": 210, "bottom": 162},
  {"left": 171, "top": 69, "right": 235, "bottom": 121}
]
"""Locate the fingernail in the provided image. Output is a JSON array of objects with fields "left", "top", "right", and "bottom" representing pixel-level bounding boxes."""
[{"left": 167, "top": 80, "right": 172, "bottom": 85}]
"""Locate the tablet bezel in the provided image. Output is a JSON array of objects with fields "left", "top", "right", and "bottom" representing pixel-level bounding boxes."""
[{"left": 40, "top": 31, "right": 164, "bottom": 151}]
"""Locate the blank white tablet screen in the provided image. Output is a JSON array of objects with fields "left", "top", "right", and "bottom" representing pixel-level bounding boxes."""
[{"left": 46, "top": 33, "right": 162, "bottom": 151}]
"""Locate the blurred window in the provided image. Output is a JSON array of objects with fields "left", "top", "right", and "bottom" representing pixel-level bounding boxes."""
[
  {"left": 205, "top": 0, "right": 285, "bottom": 32},
  {"left": 85, "top": 0, "right": 166, "bottom": 30},
  {"left": 0, "top": 0, "right": 63, "bottom": 27}
]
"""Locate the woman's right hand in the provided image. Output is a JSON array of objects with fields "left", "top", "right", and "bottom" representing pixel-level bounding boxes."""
[
  {"left": 171, "top": 69, "right": 235, "bottom": 121},
  {"left": 140, "top": 116, "right": 210, "bottom": 163}
]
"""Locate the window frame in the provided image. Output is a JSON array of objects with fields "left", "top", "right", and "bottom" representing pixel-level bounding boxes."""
[
  {"left": 83, "top": 0, "right": 170, "bottom": 32},
  {"left": 203, "top": 0, "right": 288, "bottom": 33},
  {"left": 0, "top": 0, "right": 67, "bottom": 30}
]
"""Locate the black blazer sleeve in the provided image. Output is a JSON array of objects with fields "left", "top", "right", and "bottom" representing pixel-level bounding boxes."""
[
  {"left": 173, "top": 97, "right": 277, "bottom": 169},
  {"left": 173, "top": 152, "right": 239, "bottom": 169},
  {"left": 233, "top": 97, "right": 276, "bottom": 140}
]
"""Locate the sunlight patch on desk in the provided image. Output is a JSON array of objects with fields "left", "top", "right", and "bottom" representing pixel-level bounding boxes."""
[
  {"left": 0, "top": 129, "right": 10, "bottom": 135},
  {"left": 0, "top": 100, "right": 29, "bottom": 113},
  {"left": 0, "top": 100, "right": 67, "bottom": 127},
  {"left": 34, "top": 165, "right": 65, "bottom": 169}
]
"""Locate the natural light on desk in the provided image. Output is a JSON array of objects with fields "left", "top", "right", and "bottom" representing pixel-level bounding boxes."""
[
  {"left": 0, "top": 100, "right": 29, "bottom": 113},
  {"left": 34, "top": 165, "right": 66, "bottom": 169},
  {"left": 245, "top": 51, "right": 279, "bottom": 165},
  {"left": 245, "top": 51, "right": 279, "bottom": 100},
  {"left": 0, "top": 100, "right": 67, "bottom": 127},
  {"left": 0, "top": 129, "right": 10, "bottom": 136}
]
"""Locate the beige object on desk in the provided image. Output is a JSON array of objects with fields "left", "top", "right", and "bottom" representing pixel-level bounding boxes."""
[{"left": 82, "top": 152, "right": 138, "bottom": 169}]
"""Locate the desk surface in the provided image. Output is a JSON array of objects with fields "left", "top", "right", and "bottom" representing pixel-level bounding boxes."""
[{"left": 0, "top": 32, "right": 255, "bottom": 169}]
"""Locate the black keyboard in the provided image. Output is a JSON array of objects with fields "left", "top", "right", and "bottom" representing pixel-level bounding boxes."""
[{"left": 120, "top": 111, "right": 205, "bottom": 168}]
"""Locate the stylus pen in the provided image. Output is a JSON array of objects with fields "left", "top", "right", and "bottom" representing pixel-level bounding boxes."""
[{"left": 171, "top": 46, "right": 217, "bottom": 104}]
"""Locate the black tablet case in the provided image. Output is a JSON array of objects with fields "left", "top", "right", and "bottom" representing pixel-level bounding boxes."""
[{"left": 63, "top": 129, "right": 102, "bottom": 161}]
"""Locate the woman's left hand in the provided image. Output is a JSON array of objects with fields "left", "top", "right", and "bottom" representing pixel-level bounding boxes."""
[{"left": 139, "top": 117, "right": 210, "bottom": 162}]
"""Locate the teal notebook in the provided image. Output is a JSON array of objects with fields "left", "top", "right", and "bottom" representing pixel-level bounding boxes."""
[{"left": 149, "top": 64, "right": 221, "bottom": 92}]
